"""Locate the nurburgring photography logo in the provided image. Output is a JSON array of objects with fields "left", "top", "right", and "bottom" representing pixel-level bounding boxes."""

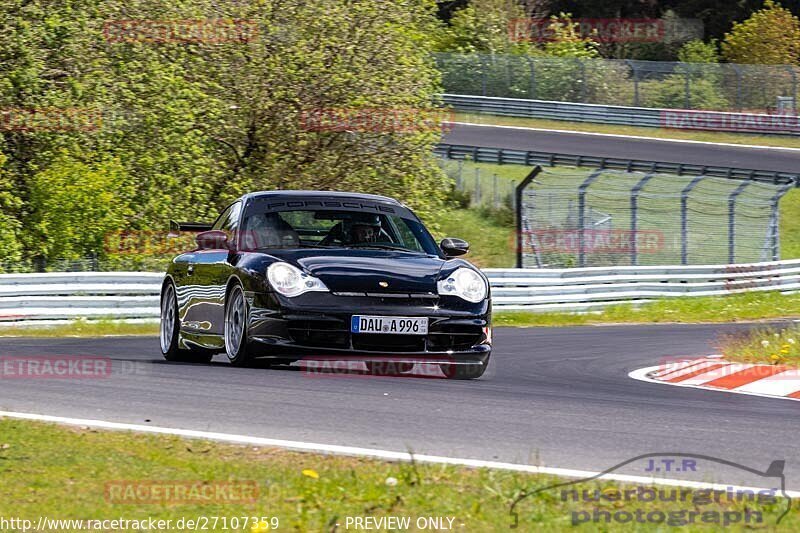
[{"left": 509, "top": 453, "right": 791, "bottom": 528}]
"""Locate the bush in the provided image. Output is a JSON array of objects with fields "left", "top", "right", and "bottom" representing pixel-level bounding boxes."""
[
  {"left": 645, "top": 76, "right": 729, "bottom": 110},
  {"left": 26, "top": 154, "right": 134, "bottom": 261},
  {"left": 722, "top": 0, "right": 800, "bottom": 65}
]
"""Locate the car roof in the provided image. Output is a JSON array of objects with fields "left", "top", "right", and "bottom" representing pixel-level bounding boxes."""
[{"left": 242, "top": 190, "right": 403, "bottom": 205}]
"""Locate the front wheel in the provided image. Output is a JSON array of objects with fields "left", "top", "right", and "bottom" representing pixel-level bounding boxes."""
[
  {"left": 224, "top": 284, "right": 255, "bottom": 366},
  {"left": 160, "top": 281, "right": 213, "bottom": 363}
]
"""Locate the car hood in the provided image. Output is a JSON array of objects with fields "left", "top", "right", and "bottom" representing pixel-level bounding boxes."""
[{"left": 267, "top": 249, "right": 445, "bottom": 294}]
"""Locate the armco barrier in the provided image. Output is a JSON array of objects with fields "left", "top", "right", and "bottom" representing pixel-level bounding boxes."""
[
  {"left": 0, "top": 272, "right": 164, "bottom": 322},
  {"left": 434, "top": 143, "right": 799, "bottom": 184},
  {"left": 0, "top": 263, "right": 799, "bottom": 321},
  {"left": 486, "top": 259, "right": 800, "bottom": 311},
  {"left": 443, "top": 94, "right": 800, "bottom": 137}
]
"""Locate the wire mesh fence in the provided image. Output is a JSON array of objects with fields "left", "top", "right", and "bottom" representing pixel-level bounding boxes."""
[
  {"left": 438, "top": 158, "right": 519, "bottom": 210},
  {"left": 0, "top": 256, "right": 169, "bottom": 274},
  {"left": 519, "top": 168, "right": 793, "bottom": 268},
  {"left": 436, "top": 53, "right": 800, "bottom": 113}
]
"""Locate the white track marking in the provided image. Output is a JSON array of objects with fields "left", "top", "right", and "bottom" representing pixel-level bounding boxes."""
[
  {"left": 451, "top": 121, "right": 800, "bottom": 152},
  {"left": 1, "top": 410, "right": 796, "bottom": 497},
  {"left": 629, "top": 365, "right": 800, "bottom": 402}
]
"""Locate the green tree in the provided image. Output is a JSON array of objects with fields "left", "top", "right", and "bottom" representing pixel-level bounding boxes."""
[
  {"left": 27, "top": 153, "right": 133, "bottom": 260},
  {"left": 540, "top": 14, "right": 599, "bottom": 59},
  {"left": 0, "top": 0, "right": 453, "bottom": 264},
  {"left": 436, "top": 0, "right": 532, "bottom": 54},
  {"left": 678, "top": 39, "right": 720, "bottom": 63},
  {"left": 722, "top": 1, "right": 800, "bottom": 65},
  {"left": 0, "top": 152, "right": 23, "bottom": 266}
]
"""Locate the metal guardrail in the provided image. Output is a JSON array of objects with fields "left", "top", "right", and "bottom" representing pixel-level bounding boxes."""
[
  {"left": 486, "top": 259, "right": 800, "bottom": 311},
  {"left": 443, "top": 94, "right": 800, "bottom": 137},
  {"left": 434, "top": 143, "right": 800, "bottom": 185},
  {"left": 0, "top": 265, "right": 798, "bottom": 321},
  {"left": 0, "top": 273, "right": 164, "bottom": 322}
]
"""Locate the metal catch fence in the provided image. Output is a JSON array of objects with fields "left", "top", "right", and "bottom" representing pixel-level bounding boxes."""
[
  {"left": 438, "top": 158, "right": 517, "bottom": 209},
  {"left": 517, "top": 167, "right": 794, "bottom": 268},
  {"left": 436, "top": 53, "right": 799, "bottom": 113}
]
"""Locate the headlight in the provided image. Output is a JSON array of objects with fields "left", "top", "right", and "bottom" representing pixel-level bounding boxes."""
[
  {"left": 437, "top": 267, "right": 487, "bottom": 303},
  {"left": 267, "top": 262, "right": 328, "bottom": 297}
]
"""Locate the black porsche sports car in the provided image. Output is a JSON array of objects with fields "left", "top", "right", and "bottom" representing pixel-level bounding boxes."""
[{"left": 159, "top": 191, "right": 492, "bottom": 379}]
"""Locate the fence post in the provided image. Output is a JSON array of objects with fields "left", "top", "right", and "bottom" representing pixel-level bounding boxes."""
[
  {"left": 578, "top": 170, "right": 604, "bottom": 267},
  {"left": 577, "top": 59, "right": 587, "bottom": 102},
  {"left": 786, "top": 66, "right": 798, "bottom": 113},
  {"left": 34, "top": 255, "right": 46, "bottom": 273},
  {"left": 680, "top": 175, "right": 706, "bottom": 265},
  {"left": 527, "top": 56, "right": 537, "bottom": 100},
  {"left": 474, "top": 168, "right": 480, "bottom": 205},
  {"left": 728, "top": 181, "right": 751, "bottom": 264},
  {"left": 480, "top": 55, "right": 488, "bottom": 96},
  {"left": 732, "top": 64, "right": 743, "bottom": 111},
  {"left": 493, "top": 173, "right": 499, "bottom": 208},
  {"left": 769, "top": 181, "right": 795, "bottom": 260},
  {"left": 515, "top": 166, "right": 543, "bottom": 268},
  {"left": 630, "top": 173, "right": 656, "bottom": 266},
  {"left": 684, "top": 66, "right": 691, "bottom": 109},
  {"left": 626, "top": 60, "right": 640, "bottom": 107}
]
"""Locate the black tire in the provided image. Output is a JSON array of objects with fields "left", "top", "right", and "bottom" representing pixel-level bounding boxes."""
[
  {"left": 224, "top": 283, "right": 255, "bottom": 367},
  {"left": 160, "top": 281, "right": 213, "bottom": 363},
  {"left": 440, "top": 359, "right": 488, "bottom": 380}
]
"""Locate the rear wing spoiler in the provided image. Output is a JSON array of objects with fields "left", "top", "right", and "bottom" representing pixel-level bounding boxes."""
[{"left": 169, "top": 221, "right": 213, "bottom": 233}]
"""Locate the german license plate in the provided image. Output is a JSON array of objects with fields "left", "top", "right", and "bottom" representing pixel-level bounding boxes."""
[{"left": 351, "top": 315, "right": 428, "bottom": 335}]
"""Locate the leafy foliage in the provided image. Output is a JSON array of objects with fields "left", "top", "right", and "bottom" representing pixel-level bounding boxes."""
[
  {"left": 27, "top": 153, "right": 133, "bottom": 260},
  {"left": 677, "top": 39, "right": 720, "bottom": 64},
  {"left": 722, "top": 0, "right": 800, "bottom": 65},
  {"left": 0, "top": 0, "right": 451, "bottom": 264}
]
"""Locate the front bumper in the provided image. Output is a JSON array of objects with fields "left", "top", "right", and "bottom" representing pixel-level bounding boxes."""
[{"left": 245, "top": 291, "right": 491, "bottom": 361}]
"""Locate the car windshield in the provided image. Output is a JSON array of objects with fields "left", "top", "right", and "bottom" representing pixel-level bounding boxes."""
[{"left": 239, "top": 208, "right": 439, "bottom": 255}]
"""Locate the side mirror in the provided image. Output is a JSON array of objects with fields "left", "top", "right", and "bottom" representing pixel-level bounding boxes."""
[
  {"left": 441, "top": 237, "right": 469, "bottom": 257},
  {"left": 196, "top": 230, "right": 229, "bottom": 250}
]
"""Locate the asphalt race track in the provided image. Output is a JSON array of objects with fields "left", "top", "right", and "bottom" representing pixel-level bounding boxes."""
[
  {"left": 444, "top": 123, "right": 800, "bottom": 174},
  {"left": 3, "top": 323, "right": 800, "bottom": 489}
]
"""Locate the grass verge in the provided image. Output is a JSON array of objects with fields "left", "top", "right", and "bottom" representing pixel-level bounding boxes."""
[
  {"left": 718, "top": 325, "right": 800, "bottom": 365},
  {"left": 0, "top": 418, "right": 794, "bottom": 531},
  {"left": 454, "top": 112, "right": 800, "bottom": 149},
  {"left": 0, "top": 319, "right": 159, "bottom": 338},
  {"left": 494, "top": 292, "right": 800, "bottom": 327},
  {"left": 435, "top": 208, "right": 515, "bottom": 269}
]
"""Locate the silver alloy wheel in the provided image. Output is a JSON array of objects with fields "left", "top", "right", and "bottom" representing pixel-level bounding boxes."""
[
  {"left": 225, "top": 286, "right": 246, "bottom": 359},
  {"left": 160, "top": 284, "right": 176, "bottom": 354}
]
